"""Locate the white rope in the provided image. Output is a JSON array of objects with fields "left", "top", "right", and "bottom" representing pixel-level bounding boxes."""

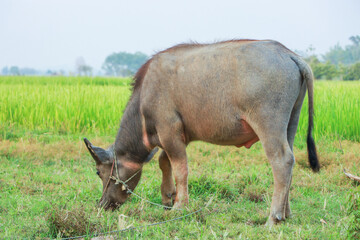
[{"left": 111, "top": 150, "right": 181, "bottom": 210}]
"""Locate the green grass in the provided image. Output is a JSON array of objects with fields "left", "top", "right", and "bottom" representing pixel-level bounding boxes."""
[
  {"left": 0, "top": 76, "right": 360, "bottom": 239},
  {"left": 1, "top": 139, "right": 359, "bottom": 239}
]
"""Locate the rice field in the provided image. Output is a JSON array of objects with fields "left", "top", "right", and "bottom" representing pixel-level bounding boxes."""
[
  {"left": 298, "top": 80, "right": 360, "bottom": 142},
  {"left": 0, "top": 76, "right": 359, "bottom": 142},
  {"left": 0, "top": 76, "right": 131, "bottom": 136}
]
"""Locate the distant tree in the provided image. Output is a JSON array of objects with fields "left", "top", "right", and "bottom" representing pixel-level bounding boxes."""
[
  {"left": 303, "top": 38, "right": 360, "bottom": 80},
  {"left": 305, "top": 55, "right": 322, "bottom": 78},
  {"left": 2, "top": 66, "right": 39, "bottom": 75},
  {"left": 20, "top": 68, "right": 38, "bottom": 75},
  {"left": 305, "top": 55, "right": 340, "bottom": 80},
  {"left": 295, "top": 45, "right": 316, "bottom": 60},
  {"left": 75, "top": 57, "right": 93, "bottom": 76},
  {"left": 338, "top": 63, "right": 348, "bottom": 80},
  {"left": 343, "top": 62, "right": 360, "bottom": 80},
  {"left": 9, "top": 66, "right": 20, "bottom": 75},
  {"left": 102, "top": 52, "right": 148, "bottom": 76},
  {"left": 322, "top": 44, "right": 346, "bottom": 65},
  {"left": 349, "top": 36, "right": 360, "bottom": 46},
  {"left": 78, "top": 65, "right": 93, "bottom": 76},
  {"left": 322, "top": 61, "right": 340, "bottom": 79},
  {"left": 323, "top": 35, "right": 360, "bottom": 65},
  {"left": 1, "top": 66, "right": 9, "bottom": 75}
]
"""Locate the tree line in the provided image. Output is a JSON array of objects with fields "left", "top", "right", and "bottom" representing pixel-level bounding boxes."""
[
  {"left": 302, "top": 35, "right": 360, "bottom": 80},
  {"left": 102, "top": 52, "right": 148, "bottom": 76},
  {"left": 102, "top": 35, "right": 360, "bottom": 80},
  {"left": 1, "top": 36, "right": 360, "bottom": 80},
  {"left": 101, "top": 35, "right": 360, "bottom": 80}
]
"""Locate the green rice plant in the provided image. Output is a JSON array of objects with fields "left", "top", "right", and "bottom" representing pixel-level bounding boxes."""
[
  {"left": 0, "top": 77, "right": 359, "bottom": 142},
  {"left": 0, "top": 77, "right": 131, "bottom": 135},
  {"left": 0, "top": 76, "right": 131, "bottom": 86},
  {"left": 297, "top": 81, "right": 360, "bottom": 142}
]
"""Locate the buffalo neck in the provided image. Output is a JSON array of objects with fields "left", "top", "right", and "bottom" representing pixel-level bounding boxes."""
[{"left": 114, "top": 90, "right": 149, "bottom": 163}]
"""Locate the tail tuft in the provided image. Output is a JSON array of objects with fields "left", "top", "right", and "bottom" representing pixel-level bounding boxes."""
[{"left": 307, "top": 132, "right": 320, "bottom": 172}]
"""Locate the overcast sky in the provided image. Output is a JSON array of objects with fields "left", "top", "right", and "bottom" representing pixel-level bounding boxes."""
[{"left": 0, "top": 0, "right": 359, "bottom": 72}]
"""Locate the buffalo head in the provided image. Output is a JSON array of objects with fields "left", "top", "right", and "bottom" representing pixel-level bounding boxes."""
[{"left": 83, "top": 138, "right": 158, "bottom": 210}]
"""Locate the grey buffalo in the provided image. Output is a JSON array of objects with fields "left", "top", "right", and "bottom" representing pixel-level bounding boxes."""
[{"left": 84, "top": 39, "right": 319, "bottom": 226}]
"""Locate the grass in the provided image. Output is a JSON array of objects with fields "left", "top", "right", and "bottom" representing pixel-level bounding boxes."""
[
  {"left": 0, "top": 76, "right": 360, "bottom": 238},
  {"left": 1, "top": 138, "right": 359, "bottom": 239}
]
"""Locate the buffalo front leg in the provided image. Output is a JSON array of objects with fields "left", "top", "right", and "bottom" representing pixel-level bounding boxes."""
[
  {"left": 164, "top": 144, "right": 189, "bottom": 209},
  {"left": 157, "top": 126, "right": 189, "bottom": 209},
  {"left": 159, "top": 150, "right": 176, "bottom": 208}
]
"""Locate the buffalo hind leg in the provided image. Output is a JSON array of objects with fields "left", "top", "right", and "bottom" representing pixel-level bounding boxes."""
[
  {"left": 284, "top": 117, "right": 300, "bottom": 219},
  {"left": 159, "top": 150, "right": 176, "bottom": 208},
  {"left": 262, "top": 136, "right": 295, "bottom": 226},
  {"left": 285, "top": 90, "right": 306, "bottom": 218},
  {"left": 284, "top": 176, "right": 292, "bottom": 219}
]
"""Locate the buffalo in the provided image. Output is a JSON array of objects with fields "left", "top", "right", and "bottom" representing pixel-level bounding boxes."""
[{"left": 84, "top": 39, "right": 319, "bottom": 225}]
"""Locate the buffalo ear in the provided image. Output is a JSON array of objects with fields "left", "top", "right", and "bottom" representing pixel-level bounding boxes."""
[
  {"left": 144, "top": 147, "right": 159, "bottom": 162},
  {"left": 83, "top": 138, "right": 112, "bottom": 164}
]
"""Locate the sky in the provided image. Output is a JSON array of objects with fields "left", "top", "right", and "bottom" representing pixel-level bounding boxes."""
[{"left": 0, "top": 0, "right": 359, "bottom": 73}]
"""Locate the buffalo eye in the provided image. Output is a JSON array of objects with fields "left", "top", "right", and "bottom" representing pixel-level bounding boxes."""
[{"left": 96, "top": 170, "right": 100, "bottom": 176}]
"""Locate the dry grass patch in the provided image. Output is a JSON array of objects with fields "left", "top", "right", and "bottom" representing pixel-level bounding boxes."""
[
  {"left": 0, "top": 137, "right": 109, "bottom": 163},
  {"left": 47, "top": 205, "right": 97, "bottom": 238}
]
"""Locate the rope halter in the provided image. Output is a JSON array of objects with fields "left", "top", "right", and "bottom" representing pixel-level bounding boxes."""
[{"left": 102, "top": 151, "right": 141, "bottom": 195}]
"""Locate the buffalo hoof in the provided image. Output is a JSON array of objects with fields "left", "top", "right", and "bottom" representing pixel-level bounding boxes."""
[
  {"left": 285, "top": 209, "right": 292, "bottom": 219},
  {"left": 162, "top": 192, "right": 176, "bottom": 210},
  {"left": 265, "top": 214, "right": 283, "bottom": 227},
  {"left": 172, "top": 199, "right": 189, "bottom": 210}
]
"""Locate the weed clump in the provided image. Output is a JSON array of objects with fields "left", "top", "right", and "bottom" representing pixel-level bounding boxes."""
[{"left": 47, "top": 205, "right": 97, "bottom": 238}]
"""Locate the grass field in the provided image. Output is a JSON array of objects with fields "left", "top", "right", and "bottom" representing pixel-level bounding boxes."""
[{"left": 0, "top": 76, "right": 360, "bottom": 239}]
